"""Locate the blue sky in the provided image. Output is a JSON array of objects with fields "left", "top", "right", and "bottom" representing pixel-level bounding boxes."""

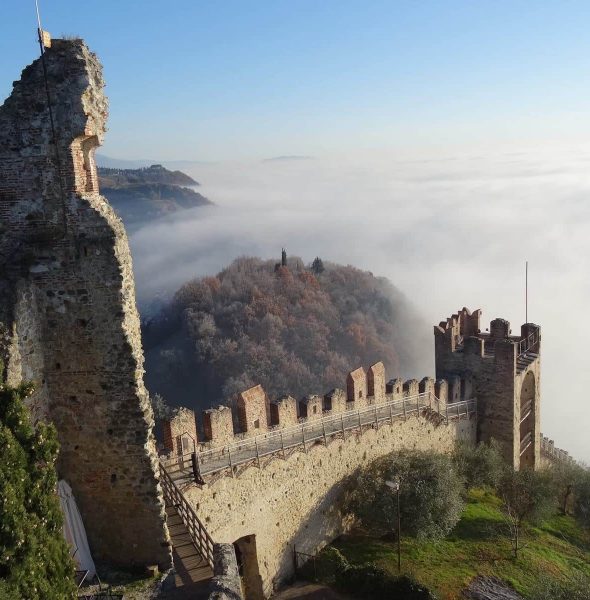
[{"left": 2, "top": 1, "right": 590, "bottom": 160}]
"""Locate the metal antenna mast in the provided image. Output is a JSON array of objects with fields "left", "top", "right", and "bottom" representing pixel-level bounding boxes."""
[
  {"left": 35, "top": 0, "right": 42, "bottom": 32},
  {"left": 34, "top": 0, "right": 69, "bottom": 237},
  {"left": 524, "top": 260, "right": 529, "bottom": 323}
]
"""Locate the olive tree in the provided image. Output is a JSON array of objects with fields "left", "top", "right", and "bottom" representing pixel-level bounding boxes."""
[
  {"left": 573, "top": 466, "right": 590, "bottom": 529},
  {"left": 346, "top": 449, "right": 464, "bottom": 541},
  {"left": 452, "top": 439, "right": 505, "bottom": 490},
  {"left": 498, "top": 468, "right": 556, "bottom": 558},
  {"left": 550, "top": 460, "right": 587, "bottom": 516}
]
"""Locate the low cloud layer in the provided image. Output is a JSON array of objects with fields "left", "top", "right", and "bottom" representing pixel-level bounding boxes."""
[{"left": 128, "top": 144, "right": 590, "bottom": 462}]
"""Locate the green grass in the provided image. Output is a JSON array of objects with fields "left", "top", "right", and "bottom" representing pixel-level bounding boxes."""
[{"left": 318, "top": 489, "right": 590, "bottom": 599}]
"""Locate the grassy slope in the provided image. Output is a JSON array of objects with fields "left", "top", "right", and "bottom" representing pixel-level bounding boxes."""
[{"left": 328, "top": 489, "right": 590, "bottom": 599}]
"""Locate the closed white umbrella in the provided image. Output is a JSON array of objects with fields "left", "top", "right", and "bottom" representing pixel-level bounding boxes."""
[{"left": 57, "top": 480, "right": 96, "bottom": 578}]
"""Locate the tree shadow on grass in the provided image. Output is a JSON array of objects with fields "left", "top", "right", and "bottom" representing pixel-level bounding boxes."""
[{"left": 449, "top": 517, "right": 503, "bottom": 542}]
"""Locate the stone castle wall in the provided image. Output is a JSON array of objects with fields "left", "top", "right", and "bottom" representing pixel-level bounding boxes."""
[
  {"left": 540, "top": 434, "right": 574, "bottom": 467},
  {"left": 176, "top": 361, "right": 469, "bottom": 454},
  {"left": 163, "top": 360, "right": 476, "bottom": 597},
  {"left": 0, "top": 40, "right": 170, "bottom": 568},
  {"left": 186, "top": 412, "right": 476, "bottom": 597}
]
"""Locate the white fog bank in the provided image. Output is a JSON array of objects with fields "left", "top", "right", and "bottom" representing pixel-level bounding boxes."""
[{"left": 128, "top": 143, "right": 590, "bottom": 462}]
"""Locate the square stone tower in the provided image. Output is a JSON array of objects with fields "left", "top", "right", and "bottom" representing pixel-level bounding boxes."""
[{"left": 434, "top": 308, "right": 541, "bottom": 470}]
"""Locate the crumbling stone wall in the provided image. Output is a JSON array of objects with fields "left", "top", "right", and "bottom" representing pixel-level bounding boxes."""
[{"left": 0, "top": 39, "right": 170, "bottom": 568}]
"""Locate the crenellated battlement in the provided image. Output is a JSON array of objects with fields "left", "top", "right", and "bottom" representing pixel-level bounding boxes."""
[
  {"left": 161, "top": 360, "right": 476, "bottom": 461},
  {"left": 540, "top": 434, "right": 574, "bottom": 464},
  {"left": 435, "top": 307, "right": 541, "bottom": 364},
  {"left": 435, "top": 307, "right": 542, "bottom": 470}
]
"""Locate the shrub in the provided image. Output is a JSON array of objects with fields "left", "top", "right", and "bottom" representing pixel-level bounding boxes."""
[
  {"left": 300, "top": 547, "right": 349, "bottom": 583},
  {"left": 346, "top": 449, "right": 464, "bottom": 541},
  {"left": 335, "top": 564, "right": 437, "bottom": 599},
  {"left": 529, "top": 571, "right": 590, "bottom": 600},
  {"left": 0, "top": 384, "right": 76, "bottom": 599},
  {"left": 573, "top": 469, "right": 590, "bottom": 529},
  {"left": 452, "top": 439, "right": 505, "bottom": 490}
]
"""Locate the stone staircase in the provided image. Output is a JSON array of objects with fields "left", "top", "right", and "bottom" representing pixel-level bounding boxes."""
[
  {"left": 161, "top": 504, "right": 213, "bottom": 599},
  {"left": 516, "top": 352, "right": 538, "bottom": 373}
]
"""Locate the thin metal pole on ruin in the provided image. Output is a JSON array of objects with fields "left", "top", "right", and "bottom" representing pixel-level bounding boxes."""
[
  {"left": 524, "top": 260, "right": 529, "bottom": 323},
  {"left": 34, "top": 0, "right": 68, "bottom": 237}
]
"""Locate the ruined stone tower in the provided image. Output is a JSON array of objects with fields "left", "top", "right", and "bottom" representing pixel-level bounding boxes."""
[
  {"left": 434, "top": 308, "right": 541, "bottom": 469},
  {"left": 0, "top": 39, "right": 171, "bottom": 568}
]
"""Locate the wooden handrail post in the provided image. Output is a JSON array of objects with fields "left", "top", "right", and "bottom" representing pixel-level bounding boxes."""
[
  {"left": 358, "top": 409, "right": 362, "bottom": 432},
  {"left": 322, "top": 421, "right": 328, "bottom": 445},
  {"left": 280, "top": 430, "right": 286, "bottom": 459},
  {"left": 403, "top": 396, "right": 407, "bottom": 420},
  {"left": 255, "top": 437, "right": 261, "bottom": 468},
  {"left": 302, "top": 424, "right": 307, "bottom": 453},
  {"left": 374, "top": 405, "right": 378, "bottom": 427},
  {"left": 389, "top": 402, "right": 394, "bottom": 425},
  {"left": 341, "top": 413, "right": 346, "bottom": 439},
  {"left": 228, "top": 446, "right": 234, "bottom": 477}
]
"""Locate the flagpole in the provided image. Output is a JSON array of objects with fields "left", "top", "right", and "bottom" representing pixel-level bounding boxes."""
[
  {"left": 35, "top": 0, "right": 43, "bottom": 35},
  {"left": 524, "top": 260, "right": 529, "bottom": 323}
]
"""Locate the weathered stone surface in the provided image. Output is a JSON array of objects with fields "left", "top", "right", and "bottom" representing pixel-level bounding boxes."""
[
  {"left": 163, "top": 406, "right": 197, "bottom": 455},
  {"left": 0, "top": 39, "right": 170, "bottom": 568},
  {"left": 208, "top": 543, "right": 243, "bottom": 600},
  {"left": 186, "top": 413, "right": 476, "bottom": 597},
  {"left": 434, "top": 309, "right": 541, "bottom": 469},
  {"left": 463, "top": 576, "right": 524, "bottom": 600}
]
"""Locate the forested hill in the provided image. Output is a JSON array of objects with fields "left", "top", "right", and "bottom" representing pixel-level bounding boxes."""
[
  {"left": 142, "top": 257, "right": 431, "bottom": 411},
  {"left": 98, "top": 164, "right": 197, "bottom": 187},
  {"left": 98, "top": 164, "right": 212, "bottom": 230}
]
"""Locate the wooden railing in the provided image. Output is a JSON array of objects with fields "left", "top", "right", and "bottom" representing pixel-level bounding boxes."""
[
  {"left": 159, "top": 461, "right": 214, "bottom": 568},
  {"left": 520, "top": 431, "right": 533, "bottom": 456},
  {"left": 161, "top": 394, "right": 477, "bottom": 481},
  {"left": 517, "top": 329, "right": 540, "bottom": 357}
]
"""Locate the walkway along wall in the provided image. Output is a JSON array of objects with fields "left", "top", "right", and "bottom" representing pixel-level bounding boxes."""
[
  {"left": 0, "top": 39, "right": 170, "bottom": 568},
  {"left": 162, "top": 361, "right": 477, "bottom": 598}
]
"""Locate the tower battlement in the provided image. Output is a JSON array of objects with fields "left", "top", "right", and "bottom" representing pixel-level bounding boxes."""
[{"left": 435, "top": 308, "right": 541, "bottom": 469}]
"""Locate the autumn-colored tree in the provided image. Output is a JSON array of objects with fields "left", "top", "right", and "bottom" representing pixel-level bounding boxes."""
[{"left": 143, "top": 257, "right": 429, "bottom": 409}]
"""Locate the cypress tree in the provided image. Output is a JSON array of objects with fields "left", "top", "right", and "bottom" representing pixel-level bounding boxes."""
[{"left": 0, "top": 383, "right": 76, "bottom": 599}]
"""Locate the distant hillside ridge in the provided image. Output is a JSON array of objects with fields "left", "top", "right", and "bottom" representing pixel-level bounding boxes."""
[
  {"left": 142, "top": 256, "right": 431, "bottom": 411},
  {"left": 98, "top": 164, "right": 212, "bottom": 230},
  {"left": 99, "top": 163, "right": 198, "bottom": 187}
]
